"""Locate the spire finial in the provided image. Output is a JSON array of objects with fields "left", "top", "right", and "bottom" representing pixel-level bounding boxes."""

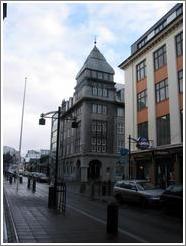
[{"left": 94, "top": 35, "right": 97, "bottom": 45}]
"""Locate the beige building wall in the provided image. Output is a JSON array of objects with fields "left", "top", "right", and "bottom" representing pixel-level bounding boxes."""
[{"left": 124, "top": 25, "right": 183, "bottom": 148}]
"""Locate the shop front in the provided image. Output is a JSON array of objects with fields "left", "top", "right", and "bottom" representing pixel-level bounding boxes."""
[{"left": 131, "top": 144, "right": 183, "bottom": 188}]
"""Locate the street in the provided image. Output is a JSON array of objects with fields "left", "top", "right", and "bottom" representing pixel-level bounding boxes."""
[
  {"left": 67, "top": 187, "right": 183, "bottom": 243},
  {"left": 3, "top": 177, "right": 183, "bottom": 243}
]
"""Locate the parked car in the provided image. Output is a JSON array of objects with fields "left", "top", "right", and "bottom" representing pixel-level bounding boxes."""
[
  {"left": 160, "top": 184, "right": 183, "bottom": 217},
  {"left": 38, "top": 173, "right": 49, "bottom": 183},
  {"left": 113, "top": 180, "right": 164, "bottom": 207}
]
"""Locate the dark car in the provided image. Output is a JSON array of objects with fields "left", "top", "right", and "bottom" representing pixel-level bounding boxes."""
[
  {"left": 113, "top": 180, "right": 164, "bottom": 207},
  {"left": 160, "top": 184, "right": 183, "bottom": 217}
]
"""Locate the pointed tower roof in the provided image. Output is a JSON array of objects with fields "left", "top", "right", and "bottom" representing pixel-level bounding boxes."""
[{"left": 76, "top": 45, "right": 115, "bottom": 80}]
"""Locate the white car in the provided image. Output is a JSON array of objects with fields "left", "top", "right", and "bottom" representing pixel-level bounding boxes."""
[{"left": 113, "top": 180, "right": 164, "bottom": 207}]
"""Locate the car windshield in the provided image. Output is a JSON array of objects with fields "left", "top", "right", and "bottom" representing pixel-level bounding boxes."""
[{"left": 137, "top": 183, "right": 156, "bottom": 191}]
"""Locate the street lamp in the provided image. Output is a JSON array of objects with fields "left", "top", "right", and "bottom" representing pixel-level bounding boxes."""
[{"left": 39, "top": 107, "right": 78, "bottom": 209}]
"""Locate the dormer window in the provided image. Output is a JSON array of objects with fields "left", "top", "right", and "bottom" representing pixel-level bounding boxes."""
[
  {"left": 137, "top": 37, "right": 147, "bottom": 49},
  {"left": 154, "top": 20, "right": 166, "bottom": 35},
  {"left": 176, "top": 6, "right": 183, "bottom": 16}
]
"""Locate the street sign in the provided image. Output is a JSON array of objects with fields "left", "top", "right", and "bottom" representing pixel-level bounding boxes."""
[{"left": 117, "top": 155, "right": 128, "bottom": 165}]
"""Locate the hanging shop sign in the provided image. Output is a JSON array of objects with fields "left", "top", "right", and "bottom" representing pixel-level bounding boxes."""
[{"left": 136, "top": 137, "right": 150, "bottom": 150}]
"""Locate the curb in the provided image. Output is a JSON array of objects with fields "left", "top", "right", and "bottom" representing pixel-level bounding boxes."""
[{"left": 3, "top": 190, "right": 19, "bottom": 243}]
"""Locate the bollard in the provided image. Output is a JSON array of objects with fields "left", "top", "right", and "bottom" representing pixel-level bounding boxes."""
[
  {"left": 107, "top": 180, "right": 112, "bottom": 196},
  {"left": 9, "top": 176, "right": 13, "bottom": 184},
  {"left": 107, "top": 202, "right": 118, "bottom": 235},
  {"left": 19, "top": 176, "right": 23, "bottom": 184},
  {"left": 32, "top": 178, "right": 36, "bottom": 192},
  {"left": 90, "top": 182, "right": 95, "bottom": 200},
  {"left": 80, "top": 182, "right": 86, "bottom": 193},
  {"left": 27, "top": 177, "right": 31, "bottom": 189},
  {"left": 102, "top": 181, "right": 106, "bottom": 196},
  {"left": 48, "top": 186, "right": 55, "bottom": 208}
]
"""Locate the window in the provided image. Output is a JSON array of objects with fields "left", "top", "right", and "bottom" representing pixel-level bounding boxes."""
[
  {"left": 154, "top": 45, "right": 167, "bottom": 70},
  {"left": 91, "top": 137, "right": 107, "bottom": 153},
  {"left": 156, "top": 114, "right": 170, "bottom": 146},
  {"left": 137, "top": 37, "right": 147, "bottom": 49},
  {"left": 138, "top": 122, "right": 148, "bottom": 139},
  {"left": 97, "top": 105, "right": 102, "bottom": 114},
  {"left": 176, "top": 6, "right": 183, "bottom": 16},
  {"left": 136, "top": 60, "right": 146, "bottom": 81},
  {"left": 155, "top": 78, "right": 168, "bottom": 102},
  {"left": 92, "top": 120, "right": 107, "bottom": 134},
  {"left": 92, "top": 84, "right": 108, "bottom": 98},
  {"left": 117, "top": 123, "right": 124, "bottom": 134},
  {"left": 175, "top": 32, "right": 183, "bottom": 57},
  {"left": 98, "top": 87, "right": 102, "bottom": 96},
  {"left": 92, "top": 104, "right": 107, "bottom": 115},
  {"left": 178, "top": 70, "right": 183, "bottom": 93},
  {"left": 92, "top": 87, "right": 97, "bottom": 96},
  {"left": 102, "top": 105, "right": 107, "bottom": 115},
  {"left": 117, "top": 107, "right": 124, "bottom": 117},
  {"left": 137, "top": 90, "right": 147, "bottom": 111},
  {"left": 154, "top": 21, "right": 166, "bottom": 34},
  {"left": 103, "top": 88, "right": 108, "bottom": 97}
]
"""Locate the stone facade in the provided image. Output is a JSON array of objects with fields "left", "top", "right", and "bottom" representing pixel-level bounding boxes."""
[{"left": 55, "top": 45, "right": 125, "bottom": 183}]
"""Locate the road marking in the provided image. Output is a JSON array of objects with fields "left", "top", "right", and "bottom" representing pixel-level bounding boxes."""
[{"left": 67, "top": 204, "right": 149, "bottom": 243}]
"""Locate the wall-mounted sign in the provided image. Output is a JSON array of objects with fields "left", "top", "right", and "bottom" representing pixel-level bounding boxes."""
[{"left": 136, "top": 137, "right": 149, "bottom": 150}]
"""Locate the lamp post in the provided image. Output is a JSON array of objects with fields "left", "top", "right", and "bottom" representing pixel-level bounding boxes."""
[
  {"left": 16, "top": 77, "right": 27, "bottom": 192},
  {"left": 39, "top": 107, "right": 78, "bottom": 209}
]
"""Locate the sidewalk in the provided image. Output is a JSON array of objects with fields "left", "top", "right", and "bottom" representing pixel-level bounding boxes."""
[{"left": 3, "top": 178, "right": 135, "bottom": 244}]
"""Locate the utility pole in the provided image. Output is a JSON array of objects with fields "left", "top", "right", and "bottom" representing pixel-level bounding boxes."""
[
  {"left": 16, "top": 77, "right": 27, "bottom": 192},
  {"left": 128, "top": 135, "right": 131, "bottom": 180}
]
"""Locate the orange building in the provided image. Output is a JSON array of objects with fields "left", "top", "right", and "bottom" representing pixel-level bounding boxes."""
[{"left": 119, "top": 3, "right": 183, "bottom": 188}]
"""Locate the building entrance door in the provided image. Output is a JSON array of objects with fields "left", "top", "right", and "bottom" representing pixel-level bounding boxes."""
[{"left": 88, "top": 160, "right": 101, "bottom": 181}]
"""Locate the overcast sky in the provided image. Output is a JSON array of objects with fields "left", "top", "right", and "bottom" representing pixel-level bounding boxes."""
[{"left": 2, "top": 1, "right": 177, "bottom": 156}]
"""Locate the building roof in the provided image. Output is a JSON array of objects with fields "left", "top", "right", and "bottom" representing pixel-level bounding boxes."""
[
  {"left": 118, "top": 3, "right": 183, "bottom": 69},
  {"left": 76, "top": 45, "right": 114, "bottom": 79}
]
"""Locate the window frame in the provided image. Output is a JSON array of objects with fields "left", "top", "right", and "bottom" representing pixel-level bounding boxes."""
[
  {"left": 156, "top": 114, "right": 170, "bottom": 146},
  {"left": 137, "top": 89, "right": 148, "bottom": 111},
  {"left": 136, "top": 60, "right": 146, "bottom": 81},
  {"left": 137, "top": 121, "right": 148, "bottom": 139},
  {"left": 155, "top": 78, "right": 169, "bottom": 103},
  {"left": 175, "top": 32, "right": 183, "bottom": 57},
  {"left": 178, "top": 70, "right": 183, "bottom": 93},
  {"left": 154, "top": 45, "right": 167, "bottom": 70}
]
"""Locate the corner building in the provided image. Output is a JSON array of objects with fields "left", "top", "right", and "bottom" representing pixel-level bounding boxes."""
[
  {"left": 56, "top": 44, "right": 125, "bottom": 184},
  {"left": 119, "top": 3, "right": 183, "bottom": 187}
]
